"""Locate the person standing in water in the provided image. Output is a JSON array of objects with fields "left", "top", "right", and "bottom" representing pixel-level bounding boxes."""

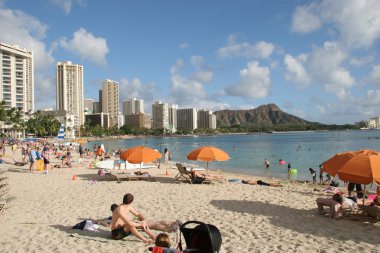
[
  {"left": 287, "top": 162, "right": 292, "bottom": 174},
  {"left": 264, "top": 159, "right": 270, "bottom": 168}
]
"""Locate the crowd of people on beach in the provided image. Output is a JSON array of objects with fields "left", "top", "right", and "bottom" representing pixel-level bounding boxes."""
[{"left": 1, "top": 137, "right": 379, "bottom": 250}]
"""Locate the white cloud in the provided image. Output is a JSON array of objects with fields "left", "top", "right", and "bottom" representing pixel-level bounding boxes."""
[
  {"left": 48, "top": 0, "right": 86, "bottom": 14},
  {"left": 314, "top": 90, "right": 380, "bottom": 123},
  {"left": 59, "top": 28, "right": 109, "bottom": 66},
  {"left": 119, "top": 78, "right": 157, "bottom": 112},
  {"left": 225, "top": 61, "right": 271, "bottom": 99},
  {"left": 0, "top": 8, "right": 54, "bottom": 70},
  {"left": 366, "top": 65, "right": 380, "bottom": 86},
  {"left": 35, "top": 74, "right": 56, "bottom": 109},
  {"left": 291, "top": 3, "right": 322, "bottom": 33},
  {"left": 308, "top": 41, "right": 355, "bottom": 99},
  {"left": 171, "top": 75, "right": 206, "bottom": 103},
  {"left": 218, "top": 34, "right": 275, "bottom": 59},
  {"left": 170, "top": 58, "right": 184, "bottom": 75},
  {"left": 169, "top": 60, "right": 225, "bottom": 111},
  {"left": 284, "top": 54, "right": 310, "bottom": 87},
  {"left": 191, "top": 71, "right": 213, "bottom": 84},
  {"left": 179, "top": 42, "right": 188, "bottom": 49},
  {"left": 349, "top": 56, "right": 374, "bottom": 67},
  {"left": 190, "top": 56, "right": 204, "bottom": 68},
  {"left": 189, "top": 56, "right": 213, "bottom": 84},
  {"left": 291, "top": 0, "right": 380, "bottom": 49}
]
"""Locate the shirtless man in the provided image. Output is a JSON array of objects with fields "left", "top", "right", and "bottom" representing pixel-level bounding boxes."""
[
  {"left": 99, "top": 203, "right": 182, "bottom": 232},
  {"left": 111, "top": 193, "right": 156, "bottom": 243},
  {"left": 242, "top": 179, "right": 282, "bottom": 187}
]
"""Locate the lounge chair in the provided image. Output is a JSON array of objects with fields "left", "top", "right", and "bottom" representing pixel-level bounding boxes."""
[
  {"left": 175, "top": 163, "right": 193, "bottom": 184},
  {"left": 97, "top": 172, "right": 155, "bottom": 182}
]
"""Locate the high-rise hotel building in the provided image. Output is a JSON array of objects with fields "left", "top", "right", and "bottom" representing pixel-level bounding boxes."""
[
  {"left": 102, "top": 79, "right": 119, "bottom": 128},
  {"left": 0, "top": 43, "right": 34, "bottom": 112},
  {"left": 122, "top": 98, "right": 144, "bottom": 115},
  {"left": 177, "top": 108, "right": 198, "bottom": 130},
  {"left": 152, "top": 101, "right": 169, "bottom": 130},
  {"left": 56, "top": 61, "right": 84, "bottom": 127}
]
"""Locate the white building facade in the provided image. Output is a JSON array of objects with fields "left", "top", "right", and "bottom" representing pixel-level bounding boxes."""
[
  {"left": 56, "top": 61, "right": 84, "bottom": 127},
  {"left": 152, "top": 101, "right": 169, "bottom": 130},
  {"left": 122, "top": 98, "right": 144, "bottom": 115},
  {"left": 102, "top": 79, "right": 119, "bottom": 128},
  {"left": 168, "top": 104, "right": 178, "bottom": 133},
  {"left": 197, "top": 109, "right": 216, "bottom": 129},
  {"left": 0, "top": 43, "right": 34, "bottom": 112}
]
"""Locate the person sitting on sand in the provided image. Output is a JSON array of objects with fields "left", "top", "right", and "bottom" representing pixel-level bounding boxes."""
[
  {"left": 111, "top": 193, "right": 156, "bottom": 243},
  {"left": 97, "top": 203, "right": 181, "bottom": 232},
  {"left": 242, "top": 179, "right": 282, "bottom": 187}
]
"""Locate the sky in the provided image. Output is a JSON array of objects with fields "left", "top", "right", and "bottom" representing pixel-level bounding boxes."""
[{"left": 1, "top": 0, "right": 380, "bottom": 124}]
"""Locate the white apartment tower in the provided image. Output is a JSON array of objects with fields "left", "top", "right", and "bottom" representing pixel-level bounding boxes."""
[
  {"left": 168, "top": 104, "right": 178, "bottom": 133},
  {"left": 152, "top": 101, "right": 169, "bottom": 130},
  {"left": 56, "top": 61, "right": 84, "bottom": 127},
  {"left": 102, "top": 79, "right": 119, "bottom": 128},
  {"left": 198, "top": 109, "right": 217, "bottom": 129},
  {"left": 0, "top": 43, "right": 34, "bottom": 112},
  {"left": 177, "top": 108, "right": 198, "bottom": 130},
  {"left": 122, "top": 98, "right": 144, "bottom": 115}
]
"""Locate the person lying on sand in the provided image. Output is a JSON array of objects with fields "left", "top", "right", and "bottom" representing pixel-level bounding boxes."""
[
  {"left": 97, "top": 203, "right": 182, "bottom": 232},
  {"left": 242, "top": 179, "right": 282, "bottom": 187},
  {"left": 191, "top": 170, "right": 225, "bottom": 180}
]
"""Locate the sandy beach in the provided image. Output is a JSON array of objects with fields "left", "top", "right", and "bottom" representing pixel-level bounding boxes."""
[{"left": 0, "top": 148, "right": 379, "bottom": 253}]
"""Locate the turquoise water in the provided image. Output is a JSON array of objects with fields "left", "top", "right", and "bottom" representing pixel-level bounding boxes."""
[{"left": 85, "top": 130, "right": 380, "bottom": 181}]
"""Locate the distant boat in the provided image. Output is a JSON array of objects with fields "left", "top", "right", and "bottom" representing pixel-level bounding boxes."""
[{"left": 57, "top": 124, "right": 65, "bottom": 139}]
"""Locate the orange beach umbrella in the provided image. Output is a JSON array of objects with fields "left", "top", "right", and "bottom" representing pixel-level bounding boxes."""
[
  {"left": 323, "top": 149, "right": 380, "bottom": 185},
  {"left": 187, "top": 146, "right": 229, "bottom": 170},
  {"left": 120, "top": 146, "right": 162, "bottom": 164}
]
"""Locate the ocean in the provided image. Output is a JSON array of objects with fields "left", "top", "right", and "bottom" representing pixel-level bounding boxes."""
[{"left": 85, "top": 130, "right": 380, "bottom": 181}]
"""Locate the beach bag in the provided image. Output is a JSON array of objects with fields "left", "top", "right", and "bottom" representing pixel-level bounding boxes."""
[{"left": 72, "top": 220, "right": 99, "bottom": 232}]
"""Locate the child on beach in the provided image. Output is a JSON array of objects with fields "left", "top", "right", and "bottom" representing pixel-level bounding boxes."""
[
  {"left": 319, "top": 164, "right": 324, "bottom": 184},
  {"left": 309, "top": 168, "right": 317, "bottom": 184},
  {"left": 152, "top": 233, "right": 179, "bottom": 253}
]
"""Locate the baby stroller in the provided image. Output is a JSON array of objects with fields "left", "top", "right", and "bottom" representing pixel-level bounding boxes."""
[{"left": 177, "top": 221, "right": 222, "bottom": 253}]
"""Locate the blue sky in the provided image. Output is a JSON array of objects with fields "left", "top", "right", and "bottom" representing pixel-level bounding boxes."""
[{"left": 1, "top": 0, "right": 380, "bottom": 124}]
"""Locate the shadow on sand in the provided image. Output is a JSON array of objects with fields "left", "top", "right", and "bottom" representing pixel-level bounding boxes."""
[
  {"left": 210, "top": 199, "right": 380, "bottom": 245},
  {"left": 51, "top": 224, "right": 141, "bottom": 243}
]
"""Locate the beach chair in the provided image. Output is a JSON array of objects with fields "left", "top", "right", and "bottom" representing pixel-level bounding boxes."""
[
  {"left": 175, "top": 163, "right": 193, "bottom": 184},
  {"left": 97, "top": 172, "right": 155, "bottom": 182},
  {"left": 177, "top": 221, "right": 222, "bottom": 253}
]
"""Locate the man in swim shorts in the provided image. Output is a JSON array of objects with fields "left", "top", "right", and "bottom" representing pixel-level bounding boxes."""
[
  {"left": 111, "top": 193, "right": 156, "bottom": 243},
  {"left": 242, "top": 179, "right": 282, "bottom": 187}
]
